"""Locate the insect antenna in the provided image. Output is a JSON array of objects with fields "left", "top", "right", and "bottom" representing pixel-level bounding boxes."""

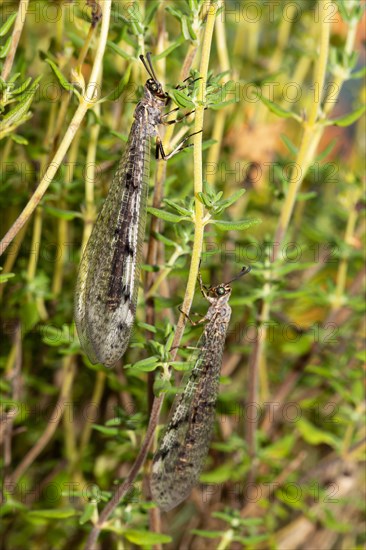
[
  {"left": 225, "top": 265, "right": 251, "bottom": 285},
  {"left": 139, "top": 52, "right": 159, "bottom": 83}
]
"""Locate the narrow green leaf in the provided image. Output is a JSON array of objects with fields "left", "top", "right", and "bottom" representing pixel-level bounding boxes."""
[
  {"left": 216, "top": 189, "right": 246, "bottom": 211},
  {"left": 191, "top": 530, "right": 224, "bottom": 539},
  {"left": 280, "top": 134, "right": 298, "bottom": 155},
  {"left": 163, "top": 199, "right": 191, "bottom": 216},
  {"left": 258, "top": 94, "right": 301, "bottom": 121},
  {"left": 209, "top": 98, "right": 240, "bottom": 110},
  {"left": 144, "top": 0, "right": 160, "bottom": 25},
  {"left": 168, "top": 89, "right": 195, "bottom": 109},
  {"left": 154, "top": 37, "right": 185, "bottom": 60},
  {"left": 350, "top": 66, "right": 366, "bottom": 79},
  {"left": 0, "top": 36, "right": 12, "bottom": 59},
  {"left": 10, "top": 134, "right": 28, "bottom": 145},
  {"left": 151, "top": 231, "right": 178, "bottom": 247},
  {"left": 92, "top": 424, "right": 119, "bottom": 435},
  {"left": 44, "top": 206, "right": 82, "bottom": 220},
  {"left": 45, "top": 59, "right": 74, "bottom": 92},
  {"left": 0, "top": 272, "right": 15, "bottom": 283},
  {"left": 110, "top": 130, "right": 128, "bottom": 142},
  {"left": 165, "top": 6, "right": 183, "bottom": 20},
  {"left": 124, "top": 530, "right": 172, "bottom": 545},
  {"left": 11, "top": 77, "right": 32, "bottom": 95},
  {"left": 130, "top": 356, "right": 159, "bottom": 372},
  {"left": 296, "top": 418, "right": 340, "bottom": 447},
  {"left": 0, "top": 12, "right": 17, "bottom": 37},
  {"left": 79, "top": 503, "right": 95, "bottom": 525},
  {"left": 197, "top": 192, "right": 212, "bottom": 208},
  {"left": 106, "top": 41, "right": 132, "bottom": 60},
  {"left": 27, "top": 509, "right": 77, "bottom": 519},
  {"left": 210, "top": 218, "right": 261, "bottom": 231},
  {"left": 147, "top": 206, "right": 185, "bottom": 223},
  {"left": 328, "top": 105, "right": 366, "bottom": 127},
  {"left": 101, "top": 64, "right": 132, "bottom": 102},
  {"left": 136, "top": 321, "right": 157, "bottom": 333}
]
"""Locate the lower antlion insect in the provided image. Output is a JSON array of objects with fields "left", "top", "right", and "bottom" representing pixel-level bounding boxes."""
[
  {"left": 74, "top": 53, "right": 199, "bottom": 366},
  {"left": 151, "top": 266, "right": 251, "bottom": 511}
]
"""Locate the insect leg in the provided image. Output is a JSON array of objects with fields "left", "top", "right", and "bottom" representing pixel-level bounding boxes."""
[
  {"left": 178, "top": 305, "right": 207, "bottom": 326},
  {"left": 156, "top": 130, "right": 203, "bottom": 160},
  {"left": 162, "top": 109, "right": 196, "bottom": 126}
]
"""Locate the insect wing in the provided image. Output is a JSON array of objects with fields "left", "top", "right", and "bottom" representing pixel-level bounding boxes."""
[
  {"left": 151, "top": 329, "right": 225, "bottom": 511},
  {"left": 74, "top": 119, "right": 150, "bottom": 365}
]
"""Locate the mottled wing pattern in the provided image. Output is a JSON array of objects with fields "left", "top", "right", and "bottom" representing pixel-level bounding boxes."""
[
  {"left": 74, "top": 114, "right": 150, "bottom": 366},
  {"left": 151, "top": 317, "right": 230, "bottom": 511}
]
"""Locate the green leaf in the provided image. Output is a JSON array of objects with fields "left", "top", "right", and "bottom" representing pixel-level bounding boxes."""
[
  {"left": 11, "top": 76, "right": 32, "bottom": 95},
  {"left": 151, "top": 231, "right": 177, "bottom": 248},
  {"left": 92, "top": 424, "right": 119, "bottom": 436},
  {"left": 0, "top": 12, "right": 17, "bottom": 37},
  {"left": 215, "top": 189, "right": 246, "bottom": 212},
  {"left": 44, "top": 206, "right": 82, "bottom": 220},
  {"left": 168, "top": 88, "right": 195, "bottom": 109},
  {"left": 144, "top": 0, "right": 160, "bottom": 25},
  {"left": 147, "top": 207, "right": 185, "bottom": 223},
  {"left": 296, "top": 191, "right": 317, "bottom": 202},
  {"left": 124, "top": 530, "right": 172, "bottom": 544},
  {"left": 191, "top": 530, "right": 224, "bottom": 539},
  {"left": 79, "top": 503, "right": 95, "bottom": 525},
  {"left": 129, "top": 356, "right": 159, "bottom": 372},
  {"left": 154, "top": 37, "right": 185, "bottom": 60},
  {"left": 101, "top": 64, "right": 132, "bottom": 102},
  {"left": 27, "top": 508, "right": 77, "bottom": 519},
  {"left": 258, "top": 95, "right": 301, "bottom": 121},
  {"left": 136, "top": 321, "right": 157, "bottom": 333},
  {"left": 328, "top": 105, "right": 366, "bottom": 127},
  {"left": 45, "top": 59, "right": 75, "bottom": 92},
  {"left": 10, "top": 134, "right": 28, "bottom": 145},
  {"left": 350, "top": 66, "right": 366, "bottom": 79},
  {"left": 281, "top": 134, "right": 298, "bottom": 155},
  {"left": 106, "top": 41, "right": 132, "bottom": 60},
  {"left": 0, "top": 272, "right": 15, "bottom": 283},
  {"left": 210, "top": 218, "right": 261, "bottom": 231},
  {"left": 110, "top": 130, "right": 128, "bottom": 142},
  {"left": 163, "top": 199, "right": 191, "bottom": 216},
  {"left": 0, "top": 36, "right": 12, "bottom": 59},
  {"left": 296, "top": 418, "right": 340, "bottom": 448}
]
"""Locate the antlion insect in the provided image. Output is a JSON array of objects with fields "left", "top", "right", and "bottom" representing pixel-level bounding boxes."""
[
  {"left": 74, "top": 53, "right": 199, "bottom": 366},
  {"left": 151, "top": 266, "right": 251, "bottom": 511}
]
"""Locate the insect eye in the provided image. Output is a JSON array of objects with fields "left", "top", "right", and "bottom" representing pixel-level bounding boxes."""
[{"left": 217, "top": 287, "right": 226, "bottom": 296}]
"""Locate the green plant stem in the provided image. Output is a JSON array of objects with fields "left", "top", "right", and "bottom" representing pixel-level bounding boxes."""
[
  {"left": 0, "top": 0, "right": 111, "bottom": 257},
  {"left": 1, "top": 0, "right": 29, "bottom": 81},
  {"left": 179, "top": 1, "right": 218, "bottom": 322}
]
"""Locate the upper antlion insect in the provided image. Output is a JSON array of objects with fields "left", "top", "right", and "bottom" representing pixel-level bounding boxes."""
[
  {"left": 75, "top": 54, "right": 197, "bottom": 366},
  {"left": 151, "top": 266, "right": 251, "bottom": 511}
]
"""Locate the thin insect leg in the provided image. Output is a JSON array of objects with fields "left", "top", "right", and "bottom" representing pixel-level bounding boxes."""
[
  {"left": 162, "top": 109, "right": 196, "bottom": 126},
  {"left": 198, "top": 272, "right": 209, "bottom": 300},
  {"left": 162, "top": 107, "right": 180, "bottom": 117},
  {"left": 175, "top": 76, "right": 202, "bottom": 91},
  {"left": 178, "top": 305, "right": 207, "bottom": 326},
  {"left": 156, "top": 130, "right": 203, "bottom": 160}
]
